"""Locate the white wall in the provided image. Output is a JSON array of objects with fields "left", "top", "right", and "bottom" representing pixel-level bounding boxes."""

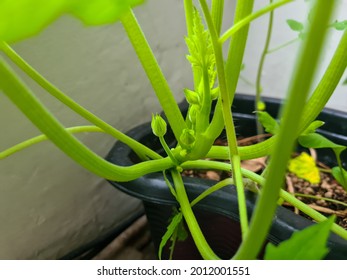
[
  {"left": 0, "top": 0, "right": 346, "bottom": 259},
  {"left": 237, "top": 0, "right": 347, "bottom": 111},
  {"left": 0, "top": 0, "right": 190, "bottom": 259}
]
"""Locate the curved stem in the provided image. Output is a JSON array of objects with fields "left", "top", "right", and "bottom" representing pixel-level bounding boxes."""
[
  {"left": 0, "top": 58, "right": 173, "bottom": 182},
  {"left": 220, "top": 0, "right": 292, "bottom": 44},
  {"left": 0, "top": 126, "right": 104, "bottom": 159},
  {"left": 0, "top": 41, "right": 160, "bottom": 160},
  {"left": 181, "top": 160, "right": 347, "bottom": 240}
]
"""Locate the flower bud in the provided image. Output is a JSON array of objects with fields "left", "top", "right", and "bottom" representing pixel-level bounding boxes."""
[
  {"left": 151, "top": 114, "right": 167, "bottom": 137},
  {"left": 184, "top": 89, "right": 200, "bottom": 105}
]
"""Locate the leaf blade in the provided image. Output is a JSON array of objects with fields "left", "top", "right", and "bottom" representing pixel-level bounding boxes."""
[{"left": 264, "top": 216, "right": 335, "bottom": 260}]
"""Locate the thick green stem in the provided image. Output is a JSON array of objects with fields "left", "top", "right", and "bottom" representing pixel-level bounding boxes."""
[
  {"left": 171, "top": 169, "right": 220, "bottom": 259},
  {"left": 225, "top": 0, "right": 254, "bottom": 103},
  {"left": 0, "top": 41, "right": 159, "bottom": 160},
  {"left": 233, "top": 0, "right": 336, "bottom": 260},
  {"left": 199, "top": 0, "right": 248, "bottom": 238},
  {"left": 207, "top": 29, "right": 347, "bottom": 161},
  {"left": 299, "top": 29, "right": 347, "bottom": 131},
  {"left": 120, "top": 9, "right": 187, "bottom": 143},
  {"left": 211, "top": 0, "right": 224, "bottom": 36},
  {"left": 0, "top": 58, "right": 173, "bottom": 181}
]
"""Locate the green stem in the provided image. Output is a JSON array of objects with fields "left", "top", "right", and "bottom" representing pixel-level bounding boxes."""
[
  {"left": 190, "top": 178, "right": 234, "bottom": 207},
  {"left": 0, "top": 126, "right": 104, "bottom": 159},
  {"left": 299, "top": 29, "right": 347, "bottom": 131},
  {"left": 0, "top": 58, "right": 173, "bottom": 181},
  {"left": 211, "top": 0, "right": 224, "bottom": 36},
  {"left": 207, "top": 29, "right": 347, "bottom": 161},
  {"left": 159, "top": 136, "right": 178, "bottom": 165},
  {"left": 181, "top": 160, "right": 347, "bottom": 240},
  {"left": 225, "top": 0, "right": 254, "bottom": 104},
  {"left": 0, "top": 41, "right": 159, "bottom": 160},
  {"left": 171, "top": 169, "right": 220, "bottom": 259},
  {"left": 255, "top": 0, "right": 274, "bottom": 136},
  {"left": 120, "top": 9, "right": 187, "bottom": 144},
  {"left": 293, "top": 193, "right": 347, "bottom": 208},
  {"left": 233, "top": 0, "right": 336, "bottom": 260},
  {"left": 267, "top": 37, "right": 299, "bottom": 53},
  {"left": 220, "top": 0, "right": 292, "bottom": 44},
  {"left": 199, "top": 0, "right": 249, "bottom": 238}
]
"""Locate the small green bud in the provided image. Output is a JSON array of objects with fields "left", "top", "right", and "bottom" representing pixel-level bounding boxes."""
[
  {"left": 151, "top": 114, "right": 167, "bottom": 137},
  {"left": 180, "top": 129, "right": 196, "bottom": 148},
  {"left": 184, "top": 89, "right": 200, "bottom": 105}
]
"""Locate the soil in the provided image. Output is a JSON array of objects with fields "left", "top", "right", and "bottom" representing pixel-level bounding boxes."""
[{"left": 183, "top": 135, "right": 347, "bottom": 230}]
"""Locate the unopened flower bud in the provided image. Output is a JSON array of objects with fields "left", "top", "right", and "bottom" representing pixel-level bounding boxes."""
[
  {"left": 184, "top": 88, "right": 200, "bottom": 105},
  {"left": 151, "top": 114, "right": 167, "bottom": 137}
]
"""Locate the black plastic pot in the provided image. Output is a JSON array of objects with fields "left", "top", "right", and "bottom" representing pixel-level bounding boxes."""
[{"left": 106, "top": 94, "right": 347, "bottom": 260}]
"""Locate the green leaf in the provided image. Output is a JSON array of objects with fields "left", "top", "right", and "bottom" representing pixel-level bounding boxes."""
[
  {"left": 331, "top": 166, "right": 347, "bottom": 191},
  {"left": 286, "top": 19, "right": 304, "bottom": 32},
  {"left": 158, "top": 212, "right": 183, "bottom": 260},
  {"left": 331, "top": 20, "right": 347, "bottom": 31},
  {"left": 264, "top": 216, "right": 335, "bottom": 260},
  {"left": 343, "top": 77, "right": 347, "bottom": 85},
  {"left": 69, "top": 0, "right": 144, "bottom": 26},
  {"left": 298, "top": 133, "right": 346, "bottom": 155},
  {"left": 0, "top": 0, "right": 66, "bottom": 43},
  {"left": 302, "top": 120, "right": 325, "bottom": 135},
  {"left": 0, "top": 0, "right": 144, "bottom": 43},
  {"left": 256, "top": 111, "right": 279, "bottom": 134}
]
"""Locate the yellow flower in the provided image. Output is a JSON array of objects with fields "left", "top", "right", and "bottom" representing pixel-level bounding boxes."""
[{"left": 288, "top": 152, "right": 320, "bottom": 184}]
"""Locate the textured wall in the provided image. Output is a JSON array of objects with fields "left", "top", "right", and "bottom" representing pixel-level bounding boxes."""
[{"left": 0, "top": 0, "right": 190, "bottom": 259}]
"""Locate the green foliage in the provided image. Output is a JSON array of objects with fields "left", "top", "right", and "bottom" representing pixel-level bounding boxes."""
[
  {"left": 299, "top": 133, "right": 346, "bottom": 155},
  {"left": 0, "top": 0, "right": 143, "bottom": 43},
  {"left": 298, "top": 133, "right": 347, "bottom": 189},
  {"left": 286, "top": 19, "right": 304, "bottom": 31},
  {"left": 302, "top": 120, "right": 325, "bottom": 134},
  {"left": 331, "top": 167, "right": 347, "bottom": 191},
  {"left": 185, "top": 8, "right": 214, "bottom": 69},
  {"left": 158, "top": 210, "right": 187, "bottom": 260},
  {"left": 331, "top": 20, "right": 347, "bottom": 31},
  {"left": 264, "top": 216, "right": 335, "bottom": 260},
  {"left": 256, "top": 111, "right": 279, "bottom": 134}
]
